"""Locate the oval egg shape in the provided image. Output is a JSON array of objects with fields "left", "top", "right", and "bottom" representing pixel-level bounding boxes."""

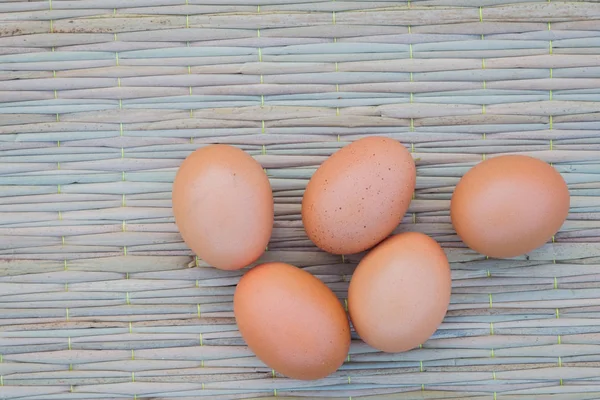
[
  {"left": 234, "top": 262, "right": 351, "bottom": 380},
  {"left": 172, "top": 145, "right": 273, "bottom": 270},
  {"left": 302, "top": 136, "right": 416, "bottom": 255},
  {"left": 348, "top": 232, "right": 451, "bottom": 353},
  {"left": 450, "top": 155, "right": 570, "bottom": 258}
]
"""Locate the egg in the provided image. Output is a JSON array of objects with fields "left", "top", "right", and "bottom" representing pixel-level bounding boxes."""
[
  {"left": 302, "top": 136, "right": 416, "bottom": 255},
  {"left": 450, "top": 155, "right": 570, "bottom": 258},
  {"left": 234, "top": 262, "right": 351, "bottom": 380},
  {"left": 172, "top": 145, "right": 273, "bottom": 270},
  {"left": 348, "top": 232, "right": 451, "bottom": 353}
]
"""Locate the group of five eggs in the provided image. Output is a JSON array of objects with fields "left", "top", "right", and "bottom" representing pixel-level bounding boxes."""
[{"left": 172, "top": 136, "right": 570, "bottom": 380}]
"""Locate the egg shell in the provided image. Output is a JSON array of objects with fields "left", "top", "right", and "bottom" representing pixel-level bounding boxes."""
[
  {"left": 450, "top": 155, "right": 570, "bottom": 258},
  {"left": 302, "top": 136, "right": 416, "bottom": 255},
  {"left": 234, "top": 262, "right": 351, "bottom": 380},
  {"left": 172, "top": 145, "right": 273, "bottom": 270},
  {"left": 348, "top": 232, "right": 451, "bottom": 353}
]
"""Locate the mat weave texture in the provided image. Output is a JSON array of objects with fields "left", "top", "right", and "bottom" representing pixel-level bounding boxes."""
[{"left": 2, "top": 1, "right": 600, "bottom": 399}]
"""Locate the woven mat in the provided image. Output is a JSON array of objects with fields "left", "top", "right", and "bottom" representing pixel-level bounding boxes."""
[{"left": 2, "top": 1, "right": 600, "bottom": 399}]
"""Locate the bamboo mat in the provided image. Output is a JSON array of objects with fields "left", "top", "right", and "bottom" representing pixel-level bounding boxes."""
[{"left": 2, "top": 0, "right": 600, "bottom": 399}]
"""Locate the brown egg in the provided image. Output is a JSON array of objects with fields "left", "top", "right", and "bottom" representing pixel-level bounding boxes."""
[
  {"left": 348, "top": 232, "right": 451, "bottom": 353},
  {"left": 172, "top": 145, "right": 273, "bottom": 270},
  {"left": 234, "top": 262, "right": 351, "bottom": 380},
  {"left": 302, "top": 136, "right": 416, "bottom": 255},
  {"left": 451, "top": 155, "right": 570, "bottom": 258}
]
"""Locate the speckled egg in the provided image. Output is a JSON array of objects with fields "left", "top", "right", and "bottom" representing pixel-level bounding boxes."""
[{"left": 302, "top": 136, "right": 416, "bottom": 255}]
